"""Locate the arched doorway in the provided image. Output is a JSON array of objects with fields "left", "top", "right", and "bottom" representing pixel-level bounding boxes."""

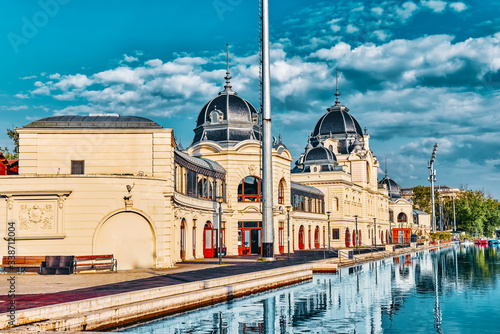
[
  {"left": 298, "top": 225, "right": 305, "bottom": 250},
  {"left": 95, "top": 212, "right": 155, "bottom": 270},
  {"left": 180, "top": 219, "right": 186, "bottom": 260},
  {"left": 203, "top": 222, "right": 215, "bottom": 258},
  {"left": 359, "top": 230, "right": 362, "bottom": 246},
  {"left": 345, "top": 228, "right": 350, "bottom": 247},
  {"left": 352, "top": 230, "right": 356, "bottom": 247},
  {"left": 386, "top": 230, "right": 389, "bottom": 244},
  {"left": 314, "top": 226, "right": 320, "bottom": 249}
]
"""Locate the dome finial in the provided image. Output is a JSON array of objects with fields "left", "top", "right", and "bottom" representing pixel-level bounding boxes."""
[
  {"left": 385, "top": 157, "right": 388, "bottom": 177},
  {"left": 335, "top": 69, "right": 341, "bottom": 105},
  {"left": 221, "top": 44, "right": 236, "bottom": 95}
]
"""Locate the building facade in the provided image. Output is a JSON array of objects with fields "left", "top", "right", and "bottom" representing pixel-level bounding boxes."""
[{"left": 0, "top": 72, "right": 417, "bottom": 269}]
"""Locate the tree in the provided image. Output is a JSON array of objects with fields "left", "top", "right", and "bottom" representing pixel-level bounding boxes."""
[
  {"left": 411, "top": 185, "right": 438, "bottom": 213},
  {"left": 2, "top": 128, "right": 18, "bottom": 160}
]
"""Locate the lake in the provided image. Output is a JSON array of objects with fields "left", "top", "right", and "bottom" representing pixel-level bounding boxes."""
[{"left": 118, "top": 245, "right": 500, "bottom": 333}]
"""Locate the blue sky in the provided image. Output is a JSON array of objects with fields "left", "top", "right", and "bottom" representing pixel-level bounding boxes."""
[{"left": 1, "top": 0, "right": 500, "bottom": 198}]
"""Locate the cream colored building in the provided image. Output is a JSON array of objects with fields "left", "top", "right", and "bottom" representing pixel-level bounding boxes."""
[{"left": 0, "top": 72, "right": 416, "bottom": 269}]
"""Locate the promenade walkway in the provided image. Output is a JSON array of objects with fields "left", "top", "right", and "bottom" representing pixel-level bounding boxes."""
[{"left": 0, "top": 250, "right": 334, "bottom": 312}]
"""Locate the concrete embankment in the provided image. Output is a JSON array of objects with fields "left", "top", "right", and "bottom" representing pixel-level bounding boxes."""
[{"left": 2, "top": 262, "right": 331, "bottom": 332}]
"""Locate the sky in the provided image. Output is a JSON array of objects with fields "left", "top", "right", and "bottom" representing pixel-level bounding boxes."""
[{"left": 1, "top": 0, "right": 500, "bottom": 198}]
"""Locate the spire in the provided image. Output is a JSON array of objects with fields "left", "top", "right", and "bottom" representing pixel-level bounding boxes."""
[
  {"left": 221, "top": 44, "right": 236, "bottom": 95},
  {"left": 385, "top": 158, "right": 388, "bottom": 177},
  {"left": 335, "top": 69, "right": 341, "bottom": 105}
]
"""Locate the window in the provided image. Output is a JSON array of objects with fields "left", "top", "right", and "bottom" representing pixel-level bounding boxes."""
[
  {"left": 278, "top": 179, "right": 285, "bottom": 204},
  {"left": 238, "top": 176, "right": 261, "bottom": 202},
  {"left": 71, "top": 160, "right": 84, "bottom": 175},
  {"left": 398, "top": 212, "right": 408, "bottom": 223},
  {"left": 332, "top": 228, "right": 340, "bottom": 239}
]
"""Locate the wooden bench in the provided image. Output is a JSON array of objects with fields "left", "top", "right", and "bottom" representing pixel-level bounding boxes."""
[
  {"left": 0, "top": 256, "right": 46, "bottom": 274},
  {"left": 72, "top": 255, "right": 117, "bottom": 273}
]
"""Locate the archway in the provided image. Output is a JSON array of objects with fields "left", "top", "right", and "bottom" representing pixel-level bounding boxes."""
[
  {"left": 352, "top": 230, "right": 356, "bottom": 247},
  {"left": 180, "top": 219, "right": 186, "bottom": 260},
  {"left": 299, "top": 225, "right": 305, "bottom": 250},
  {"left": 359, "top": 230, "right": 362, "bottom": 246},
  {"left": 95, "top": 211, "right": 155, "bottom": 270},
  {"left": 386, "top": 230, "right": 389, "bottom": 244},
  {"left": 314, "top": 226, "right": 320, "bottom": 249},
  {"left": 345, "top": 228, "right": 350, "bottom": 247},
  {"left": 203, "top": 222, "right": 215, "bottom": 258},
  {"left": 308, "top": 226, "right": 311, "bottom": 249}
]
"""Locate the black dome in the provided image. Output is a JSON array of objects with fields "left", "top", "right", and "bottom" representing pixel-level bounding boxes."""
[
  {"left": 195, "top": 94, "right": 257, "bottom": 128},
  {"left": 379, "top": 175, "right": 402, "bottom": 200},
  {"left": 304, "top": 145, "right": 337, "bottom": 163},
  {"left": 192, "top": 86, "right": 260, "bottom": 146},
  {"left": 313, "top": 106, "right": 363, "bottom": 138}
]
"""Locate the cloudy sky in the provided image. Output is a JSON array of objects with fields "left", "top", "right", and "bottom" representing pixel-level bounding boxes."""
[{"left": 1, "top": 0, "right": 499, "bottom": 198}]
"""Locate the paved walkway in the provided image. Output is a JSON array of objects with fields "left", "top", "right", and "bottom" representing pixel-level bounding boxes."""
[{"left": 0, "top": 251, "right": 335, "bottom": 312}]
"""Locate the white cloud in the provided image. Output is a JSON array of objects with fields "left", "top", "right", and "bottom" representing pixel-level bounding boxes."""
[
  {"left": 94, "top": 67, "right": 144, "bottom": 86},
  {"left": 54, "top": 74, "right": 92, "bottom": 91},
  {"left": 309, "top": 42, "right": 351, "bottom": 60},
  {"left": 396, "top": 1, "right": 419, "bottom": 20},
  {"left": 14, "top": 93, "right": 29, "bottom": 99},
  {"left": 20, "top": 75, "right": 37, "bottom": 80},
  {"left": 449, "top": 2, "right": 467, "bottom": 12},
  {"left": 122, "top": 54, "right": 139, "bottom": 63},
  {"left": 346, "top": 24, "right": 359, "bottom": 34},
  {"left": 422, "top": 0, "right": 447, "bottom": 13}
]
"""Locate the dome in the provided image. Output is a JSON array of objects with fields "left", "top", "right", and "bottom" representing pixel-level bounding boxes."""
[
  {"left": 379, "top": 174, "right": 402, "bottom": 200},
  {"left": 292, "top": 142, "right": 338, "bottom": 173},
  {"left": 303, "top": 145, "right": 337, "bottom": 164},
  {"left": 313, "top": 104, "right": 363, "bottom": 138},
  {"left": 191, "top": 62, "right": 260, "bottom": 146}
]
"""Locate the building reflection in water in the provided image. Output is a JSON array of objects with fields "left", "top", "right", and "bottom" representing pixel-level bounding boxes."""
[{"left": 119, "top": 245, "right": 500, "bottom": 333}]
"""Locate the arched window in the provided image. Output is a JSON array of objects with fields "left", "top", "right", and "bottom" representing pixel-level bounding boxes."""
[
  {"left": 278, "top": 179, "right": 285, "bottom": 205},
  {"left": 389, "top": 209, "right": 394, "bottom": 223},
  {"left": 398, "top": 212, "right": 408, "bottom": 224},
  {"left": 238, "top": 176, "right": 261, "bottom": 202}
]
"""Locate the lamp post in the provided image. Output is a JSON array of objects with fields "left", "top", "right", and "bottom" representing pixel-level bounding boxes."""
[
  {"left": 286, "top": 205, "right": 291, "bottom": 260},
  {"left": 374, "top": 217, "right": 377, "bottom": 247},
  {"left": 389, "top": 217, "right": 392, "bottom": 244},
  {"left": 428, "top": 143, "right": 438, "bottom": 232},
  {"left": 354, "top": 215, "right": 358, "bottom": 250},
  {"left": 327, "top": 211, "right": 331, "bottom": 252},
  {"left": 453, "top": 190, "right": 457, "bottom": 232},
  {"left": 216, "top": 196, "right": 223, "bottom": 265}
]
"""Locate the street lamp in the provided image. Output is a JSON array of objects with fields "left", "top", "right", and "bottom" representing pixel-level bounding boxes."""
[
  {"left": 286, "top": 206, "right": 291, "bottom": 260},
  {"left": 216, "top": 196, "right": 224, "bottom": 265},
  {"left": 374, "top": 217, "right": 377, "bottom": 247},
  {"left": 389, "top": 216, "right": 392, "bottom": 244},
  {"left": 354, "top": 215, "right": 358, "bottom": 250},
  {"left": 327, "top": 211, "right": 331, "bottom": 252},
  {"left": 428, "top": 143, "right": 438, "bottom": 232}
]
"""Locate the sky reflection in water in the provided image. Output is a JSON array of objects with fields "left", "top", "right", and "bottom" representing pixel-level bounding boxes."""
[{"left": 119, "top": 245, "right": 500, "bottom": 333}]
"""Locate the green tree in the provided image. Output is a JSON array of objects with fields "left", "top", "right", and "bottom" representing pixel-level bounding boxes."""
[
  {"left": 411, "top": 185, "right": 439, "bottom": 213},
  {"left": 2, "top": 128, "right": 18, "bottom": 160}
]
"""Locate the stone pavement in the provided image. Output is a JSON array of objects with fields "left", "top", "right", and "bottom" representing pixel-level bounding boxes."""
[{"left": 0, "top": 250, "right": 336, "bottom": 312}]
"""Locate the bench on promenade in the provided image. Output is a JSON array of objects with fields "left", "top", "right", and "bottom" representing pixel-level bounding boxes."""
[
  {"left": 72, "top": 255, "right": 117, "bottom": 273},
  {"left": 0, "top": 256, "right": 46, "bottom": 274},
  {"left": 41, "top": 256, "right": 74, "bottom": 275}
]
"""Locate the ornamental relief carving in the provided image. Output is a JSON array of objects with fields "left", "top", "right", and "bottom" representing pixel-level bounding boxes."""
[{"left": 19, "top": 203, "right": 55, "bottom": 231}]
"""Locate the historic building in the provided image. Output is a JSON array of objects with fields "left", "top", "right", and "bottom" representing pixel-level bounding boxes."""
[{"left": 0, "top": 69, "right": 417, "bottom": 269}]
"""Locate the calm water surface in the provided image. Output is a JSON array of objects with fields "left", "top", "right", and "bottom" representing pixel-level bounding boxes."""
[{"left": 119, "top": 245, "right": 500, "bottom": 333}]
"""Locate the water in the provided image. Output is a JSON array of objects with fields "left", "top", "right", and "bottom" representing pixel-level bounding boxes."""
[{"left": 118, "top": 245, "right": 500, "bottom": 333}]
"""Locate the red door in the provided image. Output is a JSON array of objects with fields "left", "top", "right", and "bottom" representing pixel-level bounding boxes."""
[
  {"left": 180, "top": 220, "right": 186, "bottom": 260},
  {"left": 279, "top": 226, "right": 284, "bottom": 253},
  {"left": 203, "top": 222, "right": 215, "bottom": 258},
  {"left": 299, "top": 226, "right": 305, "bottom": 250},
  {"left": 352, "top": 230, "right": 356, "bottom": 247},
  {"left": 314, "top": 227, "right": 320, "bottom": 249},
  {"left": 345, "top": 228, "right": 350, "bottom": 247}
]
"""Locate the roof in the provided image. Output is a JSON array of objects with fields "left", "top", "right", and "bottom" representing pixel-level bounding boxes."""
[
  {"left": 291, "top": 182, "right": 324, "bottom": 199},
  {"left": 174, "top": 150, "right": 226, "bottom": 178},
  {"left": 313, "top": 104, "right": 363, "bottom": 138},
  {"left": 413, "top": 210, "right": 429, "bottom": 215},
  {"left": 24, "top": 115, "right": 163, "bottom": 129}
]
